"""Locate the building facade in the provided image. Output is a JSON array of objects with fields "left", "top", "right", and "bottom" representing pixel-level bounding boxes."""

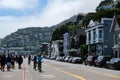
[
  {"left": 85, "top": 18, "right": 114, "bottom": 56},
  {"left": 63, "top": 33, "right": 70, "bottom": 56},
  {"left": 110, "top": 15, "right": 120, "bottom": 58},
  {"left": 51, "top": 40, "right": 63, "bottom": 58},
  {"left": 69, "top": 28, "right": 86, "bottom": 57}
]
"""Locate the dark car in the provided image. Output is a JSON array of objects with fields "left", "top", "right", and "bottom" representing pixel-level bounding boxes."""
[
  {"left": 106, "top": 58, "right": 120, "bottom": 70},
  {"left": 72, "top": 57, "right": 83, "bottom": 64},
  {"left": 95, "top": 56, "right": 111, "bottom": 67},
  {"left": 85, "top": 56, "right": 94, "bottom": 66}
]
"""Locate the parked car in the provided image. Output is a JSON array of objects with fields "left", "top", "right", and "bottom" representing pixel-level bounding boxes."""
[
  {"left": 56, "top": 57, "right": 60, "bottom": 61},
  {"left": 94, "top": 56, "right": 111, "bottom": 67},
  {"left": 50, "top": 56, "right": 56, "bottom": 60},
  {"left": 85, "top": 55, "right": 97, "bottom": 66},
  {"left": 64, "top": 56, "right": 71, "bottom": 62},
  {"left": 61, "top": 56, "right": 66, "bottom": 61},
  {"left": 68, "top": 57, "right": 74, "bottom": 63},
  {"left": 72, "top": 57, "right": 83, "bottom": 64},
  {"left": 106, "top": 58, "right": 120, "bottom": 70}
]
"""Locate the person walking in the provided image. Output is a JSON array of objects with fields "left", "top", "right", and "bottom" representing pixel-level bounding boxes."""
[
  {"left": 11, "top": 55, "right": 15, "bottom": 68},
  {"left": 17, "top": 55, "right": 23, "bottom": 69},
  {"left": 33, "top": 55, "right": 37, "bottom": 70},
  {"left": 37, "top": 53, "right": 43, "bottom": 72},
  {"left": 6, "top": 54, "right": 11, "bottom": 71},
  {"left": 1, "top": 54, "right": 6, "bottom": 72},
  {"left": 28, "top": 55, "right": 31, "bottom": 65}
]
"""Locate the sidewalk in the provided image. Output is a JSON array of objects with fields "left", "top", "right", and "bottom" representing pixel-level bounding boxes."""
[{"left": 0, "top": 61, "right": 24, "bottom": 80}]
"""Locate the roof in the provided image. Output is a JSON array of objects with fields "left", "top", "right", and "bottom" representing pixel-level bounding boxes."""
[
  {"left": 110, "top": 15, "right": 120, "bottom": 32},
  {"left": 71, "top": 28, "right": 86, "bottom": 37}
]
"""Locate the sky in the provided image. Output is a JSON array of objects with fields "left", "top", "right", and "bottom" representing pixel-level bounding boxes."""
[{"left": 0, "top": 0, "right": 103, "bottom": 38}]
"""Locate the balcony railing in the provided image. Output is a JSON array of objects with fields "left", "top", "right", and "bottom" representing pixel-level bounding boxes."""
[{"left": 86, "top": 38, "right": 103, "bottom": 44}]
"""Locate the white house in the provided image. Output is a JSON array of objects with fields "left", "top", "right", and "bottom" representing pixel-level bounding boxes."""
[{"left": 63, "top": 33, "right": 70, "bottom": 56}]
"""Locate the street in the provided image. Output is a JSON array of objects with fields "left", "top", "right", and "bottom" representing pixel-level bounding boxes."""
[
  {"left": 0, "top": 58, "right": 120, "bottom": 80},
  {"left": 24, "top": 58, "right": 120, "bottom": 80}
]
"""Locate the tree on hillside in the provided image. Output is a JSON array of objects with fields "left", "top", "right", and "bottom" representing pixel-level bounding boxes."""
[
  {"left": 76, "top": 15, "right": 84, "bottom": 24},
  {"left": 82, "top": 13, "right": 96, "bottom": 27},
  {"left": 116, "top": 2, "right": 120, "bottom": 9},
  {"left": 51, "top": 25, "right": 70, "bottom": 41},
  {"left": 95, "top": 8, "right": 120, "bottom": 21},
  {"left": 96, "top": 0, "right": 113, "bottom": 11}
]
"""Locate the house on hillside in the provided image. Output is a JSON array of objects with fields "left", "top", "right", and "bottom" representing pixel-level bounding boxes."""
[
  {"left": 110, "top": 15, "right": 120, "bottom": 58},
  {"left": 51, "top": 40, "right": 63, "bottom": 58},
  {"left": 68, "top": 28, "right": 86, "bottom": 57},
  {"left": 63, "top": 33, "right": 70, "bottom": 56},
  {"left": 85, "top": 18, "right": 114, "bottom": 56}
]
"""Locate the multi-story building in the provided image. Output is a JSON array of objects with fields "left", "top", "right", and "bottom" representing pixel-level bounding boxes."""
[
  {"left": 85, "top": 18, "right": 114, "bottom": 56},
  {"left": 63, "top": 33, "right": 70, "bottom": 56},
  {"left": 110, "top": 15, "right": 120, "bottom": 58},
  {"left": 69, "top": 28, "right": 86, "bottom": 57},
  {"left": 51, "top": 40, "right": 63, "bottom": 58}
]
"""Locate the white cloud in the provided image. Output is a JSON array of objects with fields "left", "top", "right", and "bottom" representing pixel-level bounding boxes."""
[
  {"left": 0, "top": 0, "right": 103, "bottom": 38},
  {"left": 0, "top": 0, "right": 39, "bottom": 10}
]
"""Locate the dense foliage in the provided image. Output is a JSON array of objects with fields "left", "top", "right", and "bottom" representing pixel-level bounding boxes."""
[{"left": 2, "top": 27, "right": 54, "bottom": 47}]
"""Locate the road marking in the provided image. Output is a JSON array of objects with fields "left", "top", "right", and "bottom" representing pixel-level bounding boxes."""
[
  {"left": 40, "top": 74, "right": 56, "bottom": 78},
  {"left": 1, "top": 75, "right": 13, "bottom": 78},
  {"left": 104, "top": 74, "right": 120, "bottom": 79},
  {"left": 79, "top": 68, "right": 120, "bottom": 79},
  {"left": 45, "top": 64, "right": 86, "bottom": 80}
]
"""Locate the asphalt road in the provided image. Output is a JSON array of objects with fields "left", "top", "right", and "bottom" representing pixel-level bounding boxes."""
[
  {"left": 0, "top": 58, "right": 119, "bottom": 80},
  {"left": 24, "top": 58, "right": 120, "bottom": 80}
]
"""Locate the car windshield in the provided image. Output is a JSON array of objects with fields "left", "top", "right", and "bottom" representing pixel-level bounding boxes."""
[
  {"left": 87, "top": 56, "right": 93, "bottom": 61},
  {"left": 98, "top": 56, "right": 104, "bottom": 61},
  {"left": 110, "top": 58, "right": 120, "bottom": 63}
]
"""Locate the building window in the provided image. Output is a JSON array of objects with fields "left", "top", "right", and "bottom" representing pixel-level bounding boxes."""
[
  {"left": 88, "top": 31, "right": 91, "bottom": 41},
  {"left": 99, "top": 30, "right": 103, "bottom": 38},
  {"left": 93, "top": 29, "right": 96, "bottom": 40},
  {"left": 114, "top": 34, "right": 118, "bottom": 44}
]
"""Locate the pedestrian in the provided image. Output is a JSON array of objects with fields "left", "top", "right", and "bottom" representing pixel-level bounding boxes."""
[
  {"left": 1, "top": 54, "right": 6, "bottom": 72},
  {"left": 37, "top": 53, "right": 43, "bottom": 72},
  {"left": 17, "top": 55, "right": 23, "bottom": 69},
  {"left": 28, "top": 55, "right": 31, "bottom": 65},
  {"left": 33, "top": 55, "right": 37, "bottom": 70},
  {"left": 11, "top": 55, "right": 15, "bottom": 68},
  {"left": 6, "top": 54, "right": 11, "bottom": 71}
]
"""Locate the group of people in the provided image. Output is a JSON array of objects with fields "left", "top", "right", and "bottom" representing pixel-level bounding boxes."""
[
  {"left": 0, "top": 53, "right": 23, "bottom": 72},
  {"left": 28, "top": 53, "right": 43, "bottom": 72},
  {"left": 0, "top": 52, "right": 43, "bottom": 72}
]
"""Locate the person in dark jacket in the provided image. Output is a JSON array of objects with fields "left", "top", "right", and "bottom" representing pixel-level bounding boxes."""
[
  {"left": 11, "top": 55, "right": 15, "bottom": 68},
  {"left": 6, "top": 54, "right": 11, "bottom": 71},
  {"left": 17, "top": 55, "right": 23, "bottom": 69},
  {"left": 33, "top": 55, "right": 37, "bottom": 70},
  {"left": 1, "top": 54, "right": 6, "bottom": 72}
]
